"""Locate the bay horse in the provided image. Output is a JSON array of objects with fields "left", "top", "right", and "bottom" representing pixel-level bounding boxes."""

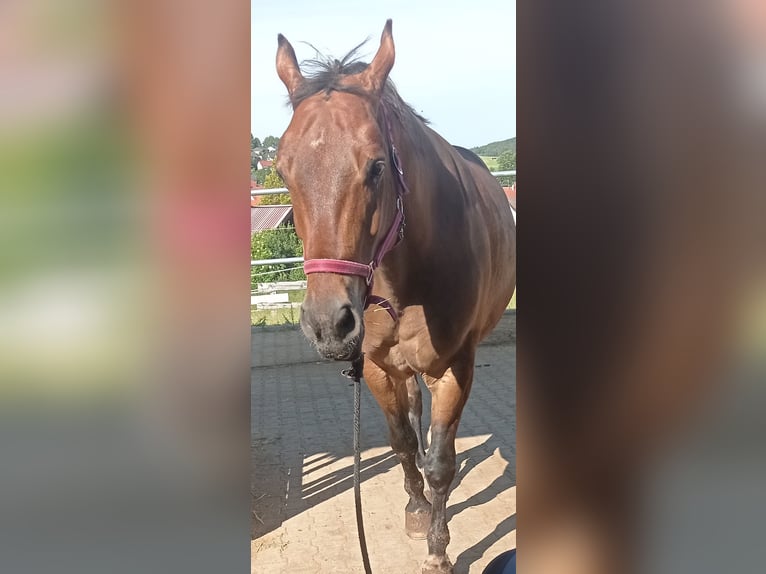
[{"left": 275, "top": 20, "right": 516, "bottom": 574}]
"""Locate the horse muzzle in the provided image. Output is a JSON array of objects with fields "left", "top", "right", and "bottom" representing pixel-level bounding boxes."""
[{"left": 300, "top": 299, "right": 364, "bottom": 361}]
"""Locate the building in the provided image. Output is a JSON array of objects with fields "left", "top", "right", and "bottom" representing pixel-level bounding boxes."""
[
  {"left": 502, "top": 183, "right": 516, "bottom": 223},
  {"left": 251, "top": 205, "right": 294, "bottom": 234},
  {"left": 251, "top": 180, "right": 293, "bottom": 233},
  {"left": 502, "top": 182, "right": 516, "bottom": 211}
]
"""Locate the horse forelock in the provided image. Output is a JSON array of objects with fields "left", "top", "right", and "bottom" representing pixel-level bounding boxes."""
[{"left": 287, "top": 42, "right": 429, "bottom": 126}]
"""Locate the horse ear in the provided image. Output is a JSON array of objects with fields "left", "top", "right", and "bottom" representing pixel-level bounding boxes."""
[
  {"left": 276, "top": 34, "right": 304, "bottom": 103},
  {"left": 360, "top": 19, "right": 395, "bottom": 96}
]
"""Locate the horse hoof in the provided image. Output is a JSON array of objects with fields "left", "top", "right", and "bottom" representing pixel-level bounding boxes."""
[
  {"left": 421, "top": 554, "right": 453, "bottom": 574},
  {"left": 405, "top": 510, "right": 431, "bottom": 540}
]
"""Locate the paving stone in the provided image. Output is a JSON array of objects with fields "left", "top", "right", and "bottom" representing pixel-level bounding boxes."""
[{"left": 252, "top": 322, "right": 516, "bottom": 574}]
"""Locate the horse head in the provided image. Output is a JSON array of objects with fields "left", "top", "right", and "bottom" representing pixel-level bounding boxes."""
[{"left": 275, "top": 20, "right": 401, "bottom": 360}]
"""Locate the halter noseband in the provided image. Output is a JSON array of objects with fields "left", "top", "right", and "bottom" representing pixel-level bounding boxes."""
[{"left": 302, "top": 103, "right": 410, "bottom": 322}]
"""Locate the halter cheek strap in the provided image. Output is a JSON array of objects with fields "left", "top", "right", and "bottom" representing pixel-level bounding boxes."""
[{"left": 302, "top": 103, "right": 409, "bottom": 322}]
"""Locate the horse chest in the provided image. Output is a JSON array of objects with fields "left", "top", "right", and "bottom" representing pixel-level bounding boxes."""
[{"left": 364, "top": 309, "right": 459, "bottom": 378}]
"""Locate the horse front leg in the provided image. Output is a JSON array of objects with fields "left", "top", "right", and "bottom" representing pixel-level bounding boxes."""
[
  {"left": 406, "top": 375, "right": 427, "bottom": 468},
  {"left": 363, "top": 361, "right": 432, "bottom": 539},
  {"left": 421, "top": 355, "right": 475, "bottom": 574}
]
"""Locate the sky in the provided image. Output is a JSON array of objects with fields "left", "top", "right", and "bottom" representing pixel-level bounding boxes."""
[{"left": 251, "top": 0, "right": 516, "bottom": 149}]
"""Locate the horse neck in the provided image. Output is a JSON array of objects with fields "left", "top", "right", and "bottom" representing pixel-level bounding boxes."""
[{"left": 377, "top": 104, "right": 442, "bottom": 287}]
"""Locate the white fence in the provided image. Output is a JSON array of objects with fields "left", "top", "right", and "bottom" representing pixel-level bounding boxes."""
[{"left": 251, "top": 169, "right": 516, "bottom": 269}]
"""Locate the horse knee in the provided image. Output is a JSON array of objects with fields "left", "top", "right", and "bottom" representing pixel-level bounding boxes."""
[
  {"left": 424, "top": 447, "right": 456, "bottom": 493},
  {"left": 388, "top": 416, "right": 418, "bottom": 456}
]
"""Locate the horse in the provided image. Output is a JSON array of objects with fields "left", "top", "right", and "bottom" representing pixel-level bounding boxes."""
[{"left": 274, "top": 20, "right": 516, "bottom": 574}]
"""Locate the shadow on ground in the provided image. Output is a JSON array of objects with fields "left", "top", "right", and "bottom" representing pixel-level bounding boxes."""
[{"left": 450, "top": 434, "right": 516, "bottom": 572}]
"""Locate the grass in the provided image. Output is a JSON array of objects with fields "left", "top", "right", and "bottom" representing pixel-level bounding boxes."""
[
  {"left": 251, "top": 289, "right": 305, "bottom": 326},
  {"left": 480, "top": 156, "right": 499, "bottom": 171},
  {"left": 286, "top": 289, "right": 306, "bottom": 303},
  {"left": 251, "top": 305, "right": 301, "bottom": 327}
]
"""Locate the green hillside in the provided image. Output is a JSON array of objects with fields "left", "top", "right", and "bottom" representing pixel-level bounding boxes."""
[{"left": 471, "top": 137, "right": 516, "bottom": 157}]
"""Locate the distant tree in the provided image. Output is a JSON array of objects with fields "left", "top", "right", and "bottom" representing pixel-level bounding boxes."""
[
  {"left": 259, "top": 167, "right": 290, "bottom": 205},
  {"left": 264, "top": 166, "right": 284, "bottom": 188},
  {"left": 471, "top": 137, "right": 516, "bottom": 157},
  {"left": 263, "top": 135, "right": 280, "bottom": 149},
  {"left": 251, "top": 135, "right": 262, "bottom": 149},
  {"left": 252, "top": 168, "right": 268, "bottom": 184},
  {"left": 497, "top": 150, "right": 516, "bottom": 171}
]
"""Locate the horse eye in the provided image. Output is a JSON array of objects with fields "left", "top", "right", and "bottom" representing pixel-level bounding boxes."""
[{"left": 369, "top": 160, "right": 386, "bottom": 182}]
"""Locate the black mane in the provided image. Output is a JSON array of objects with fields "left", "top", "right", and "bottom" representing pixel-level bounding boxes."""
[{"left": 289, "top": 41, "right": 429, "bottom": 124}]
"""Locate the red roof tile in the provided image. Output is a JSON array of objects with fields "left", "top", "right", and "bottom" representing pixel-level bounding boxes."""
[{"left": 503, "top": 183, "right": 516, "bottom": 210}]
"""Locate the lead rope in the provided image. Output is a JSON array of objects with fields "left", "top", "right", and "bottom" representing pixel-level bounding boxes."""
[{"left": 342, "top": 355, "right": 372, "bottom": 574}]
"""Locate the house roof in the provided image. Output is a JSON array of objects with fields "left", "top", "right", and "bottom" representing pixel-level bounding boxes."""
[
  {"left": 503, "top": 183, "right": 516, "bottom": 211},
  {"left": 251, "top": 205, "right": 293, "bottom": 233},
  {"left": 259, "top": 159, "right": 274, "bottom": 168}
]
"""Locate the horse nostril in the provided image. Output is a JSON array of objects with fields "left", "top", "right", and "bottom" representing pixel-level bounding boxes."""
[
  {"left": 300, "top": 304, "right": 322, "bottom": 341},
  {"left": 333, "top": 305, "right": 357, "bottom": 340}
]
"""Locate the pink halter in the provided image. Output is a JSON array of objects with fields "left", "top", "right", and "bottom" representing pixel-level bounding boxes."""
[{"left": 302, "top": 103, "right": 410, "bottom": 321}]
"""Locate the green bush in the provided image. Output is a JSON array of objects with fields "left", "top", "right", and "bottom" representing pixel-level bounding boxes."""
[
  {"left": 496, "top": 174, "right": 516, "bottom": 187},
  {"left": 251, "top": 226, "right": 305, "bottom": 285},
  {"left": 497, "top": 150, "right": 516, "bottom": 171},
  {"left": 259, "top": 167, "right": 290, "bottom": 205}
]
